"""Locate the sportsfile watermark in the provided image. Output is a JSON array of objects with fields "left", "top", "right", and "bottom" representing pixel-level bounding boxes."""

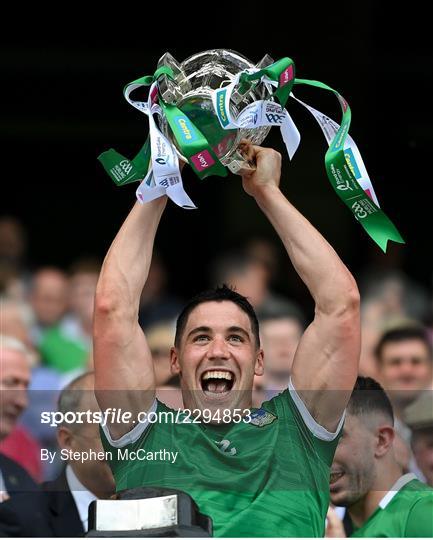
[{"left": 40, "top": 407, "right": 253, "bottom": 427}]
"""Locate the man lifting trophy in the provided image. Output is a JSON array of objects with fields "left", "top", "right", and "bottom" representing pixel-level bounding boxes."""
[{"left": 93, "top": 50, "right": 402, "bottom": 537}]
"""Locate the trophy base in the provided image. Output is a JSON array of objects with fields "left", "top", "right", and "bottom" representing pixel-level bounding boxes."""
[
  {"left": 86, "top": 487, "right": 212, "bottom": 538},
  {"left": 86, "top": 524, "right": 211, "bottom": 537}
]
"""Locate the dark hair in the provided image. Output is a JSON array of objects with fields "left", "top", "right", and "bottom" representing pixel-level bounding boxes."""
[
  {"left": 174, "top": 284, "right": 260, "bottom": 348},
  {"left": 375, "top": 325, "right": 433, "bottom": 362},
  {"left": 347, "top": 376, "right": 394, "bottom": 424}
]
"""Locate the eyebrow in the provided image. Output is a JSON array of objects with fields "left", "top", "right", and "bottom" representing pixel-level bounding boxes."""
[
  {"left": 187, "top": 326, "right": 251, "bottom": 341},
  {"left": 187, "top": 326, "right": 212, "bottom": 339},
  {"left": 227, "top": 326, "right": 251, "bottom": 340}
]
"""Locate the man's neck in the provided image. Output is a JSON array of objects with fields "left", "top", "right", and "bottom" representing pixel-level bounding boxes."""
[
  {"left": 70, "top": 466, "right": 111, "bottom": 500},
  {"left": 348, "top": 461, "right": 402, "bottom": 528}
]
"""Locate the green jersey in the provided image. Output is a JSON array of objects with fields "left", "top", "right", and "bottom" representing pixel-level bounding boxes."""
[
  {"left": 351, "top": 474, "right": 433, "bottom": 538},
  {"left": 101, "top": 382, "right": 343, "bottom": 537}
]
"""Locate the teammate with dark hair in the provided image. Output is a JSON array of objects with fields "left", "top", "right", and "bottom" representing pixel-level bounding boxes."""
[{"left": 329, "top": 376, "right": 433, "bottom": 537}]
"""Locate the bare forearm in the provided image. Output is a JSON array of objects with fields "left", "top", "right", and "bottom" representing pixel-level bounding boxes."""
[
  {"left": 96, "top": 197, "right": 167, "bottom": 316},
  {"left": 255, "top": 186, "right": 358, "bottom": 313}
]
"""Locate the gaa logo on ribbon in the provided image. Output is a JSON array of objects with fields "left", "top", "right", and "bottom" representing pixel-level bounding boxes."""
[
  {"left": 119, "top": 160, "right": 133, "bottom": 175},
  {"left": 352, "top": 201, "right": 368, "bottom": 220}
]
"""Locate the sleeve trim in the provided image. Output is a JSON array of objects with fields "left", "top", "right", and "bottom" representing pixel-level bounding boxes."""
[
  {"left": 288, "top": 377, "right": 345, "bottom": 441},
  {"left": 101, "top": 399, "right": 158, "bottom": 448}
]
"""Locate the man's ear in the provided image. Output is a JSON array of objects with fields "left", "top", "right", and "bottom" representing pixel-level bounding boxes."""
[
  {"left": 57, "top": 426, "right": 73, "bottom": 451},
  {"left": 170, "top": 347, "right": 181, "bottom": 375},
  {"left": 375, "top": 425, "right": 395, "bottom": 458},
  {"left": 254, "top": 349, "right": 264, "bottom": 376}
]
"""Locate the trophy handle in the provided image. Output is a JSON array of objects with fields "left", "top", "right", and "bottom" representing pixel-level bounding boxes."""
[{"left": 225, "top": 150, "right": 256, "bottom": 175}]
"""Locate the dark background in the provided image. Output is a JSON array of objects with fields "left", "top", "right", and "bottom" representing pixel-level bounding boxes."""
[{"left": 2, "top": 4, "right": 432, "bottom": 309}]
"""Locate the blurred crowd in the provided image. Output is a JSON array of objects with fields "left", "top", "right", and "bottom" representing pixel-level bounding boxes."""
[{"left": 0, "top": 213, "right": 432, "bottom": 533}]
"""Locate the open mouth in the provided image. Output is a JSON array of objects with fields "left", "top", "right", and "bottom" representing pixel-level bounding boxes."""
[
  {"left": 200, "top": 370, "right": 235, "bottom": 398},
  {"left": 329, "top": 471, "right": 345, "bottom": 486}
]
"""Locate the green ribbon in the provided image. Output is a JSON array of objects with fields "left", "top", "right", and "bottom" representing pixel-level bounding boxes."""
[
  {"left": 155, "top": 66, "right": 227, "bottom": 179},
  {"left": 98, "top": 138, "right": 151, "bottom": 187},
  {"left": 97, "top": 55, "right": 404, "bottom": 252},
  {"left": 239, "top": 57, "right": 296, "bottom": 107},
  {"left": 99, "top": 68, "right": 228, "bottom": 183},
  {"left": 294, "top": 78, "right": 404, "bottom": 252},
  {"left": 98, "top": 58, "right": 295, "bottom": 185}
]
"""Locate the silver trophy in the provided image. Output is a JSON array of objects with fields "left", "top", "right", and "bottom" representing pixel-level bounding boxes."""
[{"left": 156, "top": 49, "right": 276, "bottom": 174}]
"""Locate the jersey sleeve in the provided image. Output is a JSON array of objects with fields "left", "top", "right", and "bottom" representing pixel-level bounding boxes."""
[
  {"left": 99, "top": 400, "right": 176, "bottom": 490},
  {"left": 100, "top": 399, "right": 158, "bottom": 449},
  {"left": 405, "top": 495, "right": 433, "bottom": 537},
  {"left": 261, "top": 377, "right": 344, "bottom": 465},
  {"left": 287, "top": 378, "right": 345, "bottom": 442}
]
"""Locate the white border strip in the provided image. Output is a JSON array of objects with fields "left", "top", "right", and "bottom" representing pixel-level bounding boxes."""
[
  {"left": 379, "top": 473, "right": 417, "bottom": 509},
  {"left": 101, "top": 399, "right": 158, "bottom": 448},
  {"left": 288, "top": 377, "right": 345, "bottom": 441}
]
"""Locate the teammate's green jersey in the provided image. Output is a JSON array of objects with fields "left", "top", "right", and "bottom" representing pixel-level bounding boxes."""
[
  {"left": 351, "top": 474, "right": 433, "bottom": 538},
  {"left": 101, "top": 383, "right": 343, "bottom": 537}
]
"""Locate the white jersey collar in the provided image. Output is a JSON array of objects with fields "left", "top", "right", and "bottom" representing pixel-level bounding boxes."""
[{"left": 378, "top": 473, "right": 417, "bottom": 509}]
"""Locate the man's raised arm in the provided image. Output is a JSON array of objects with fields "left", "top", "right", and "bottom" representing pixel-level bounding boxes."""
[
  {"left": 93, "top": 196, "right": 167, "bottom": 439},
  {"left": 240, "top": 142, "right": 360, "bottom": 432}
]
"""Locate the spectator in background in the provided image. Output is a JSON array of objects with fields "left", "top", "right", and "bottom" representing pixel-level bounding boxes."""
[
  {"left": 405, "top": 392, "right": 433, "bottom": 486},
  {"left": 328, "top": 376, "right": 433, "bottom": 538},
  {"left": 257, "top": 299, "right": 305, "bottom": 398},
  {"left": 360, "top": 269, "right": 431, "bottom": 325},
  {"left": 29, "top": 267, "right": 69, "bottom": 344},
  {"left": 66, "top": 258, "right": 100, "bottom": 351},
  {"left": 375, "top": 325, "right": 432, "bottom": 442},
  {"left": 359, "top": 298, "right": 384, "bottom": 380},
  {"left": 373, "top": 325, "right": 433, "bottom": 473},
  {"left": 244, "top": 237, "right": 280, "bottom": 285},
  {"left": 358, "top": 269, "right": 431, "bottom": 380},
  {"left": 38, "top": 258, "right": 100, "bottom": 374},
  {"left": 0, "top": 264, "right": 24, "bottom": 302},
  {"left": 0, "top": 297, "right": 34, "bottom": 350},
  {"left": 0, "top": 217, "right": 29, "bottom": 303},
  {"left": 0, "top": 268, "right": 66, "bottom": 481},
  {"left": 146, "top": 321, "right": 177, "bottom": 387},
  {"left": 211, "top": 250, "right": 294, "bottom": 314},
  {"left": 146, "top": 321, "right": 183, "bottom": 410},
  {"left": 0, "top": 335, "right": 39, "bottom": 500},
  {"left": 0, "top": 372, "right": 115, "bottom": 536},
  {"left": 138, "top": 252, "right": 183, "bottom": 329},
  {"left": 211, "top": 252, "right": 268, "bottom": 309}
]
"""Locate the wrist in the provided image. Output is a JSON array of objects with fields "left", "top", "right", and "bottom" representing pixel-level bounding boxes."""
[{"left": 252, "top": 184, "right": 282, "bottom": 205}]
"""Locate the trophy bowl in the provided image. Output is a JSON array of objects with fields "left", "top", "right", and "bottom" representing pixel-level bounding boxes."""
[{"left": 156, "top": 49, "right": 276, "bottom": 173}]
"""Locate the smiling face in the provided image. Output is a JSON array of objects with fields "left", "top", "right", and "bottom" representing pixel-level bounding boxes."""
[
  {"left": 170, "top": 300, "right": 264, "bottom": 418},
  {"left": 378, "top": 339, "right": 432, "bottom": 408},
  {"left": 329, "top": 414, "right": 377, "bottom": 507}
]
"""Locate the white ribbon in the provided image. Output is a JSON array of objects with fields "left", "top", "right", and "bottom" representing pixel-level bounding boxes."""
[
  {"left": 211, "top": 69, "right": 301, "bottom": 160},
  {"left": 290, "top": 93, "right": 380, "bottom": 206},
  {"left": 124, "top": 82, "right": 196, "bottom": 209}
]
